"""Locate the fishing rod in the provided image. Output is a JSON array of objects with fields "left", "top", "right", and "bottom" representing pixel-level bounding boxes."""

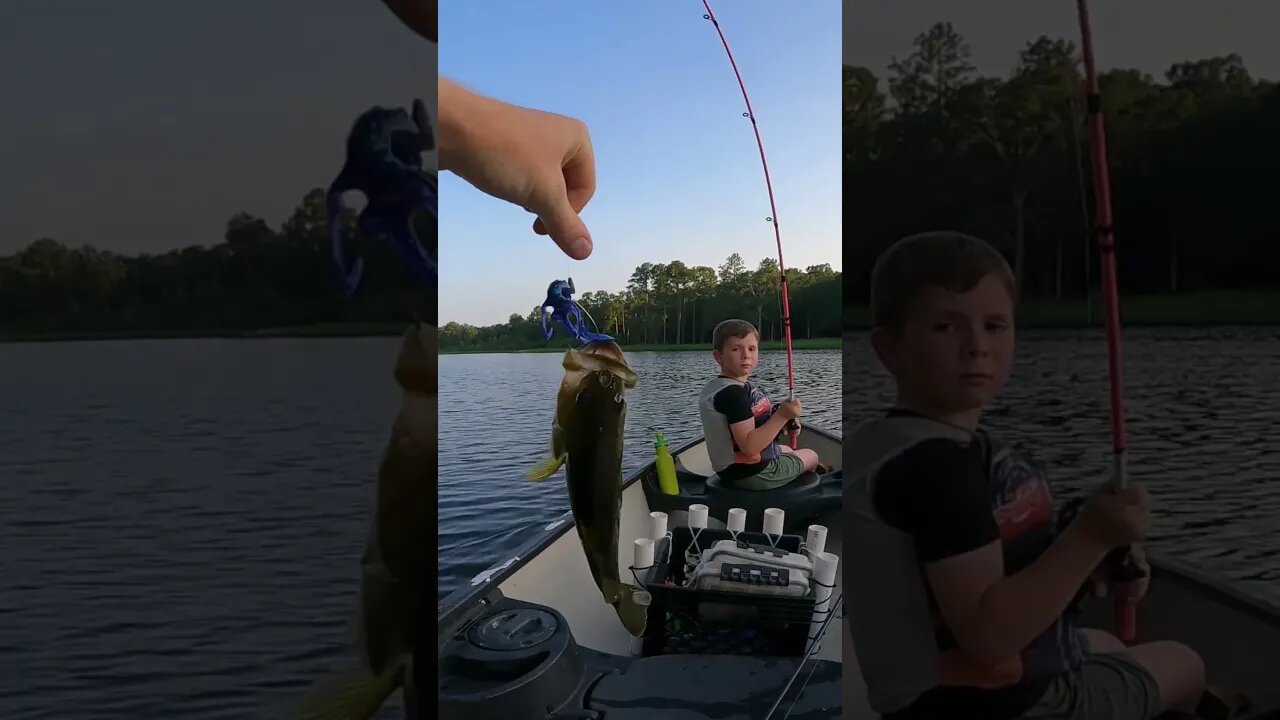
[
  {"left": 699, "top": 0, "right": 799, "bottom": 449},
  {"left": 1074, "top": 0, "right": 1143, "bottom": 644}
]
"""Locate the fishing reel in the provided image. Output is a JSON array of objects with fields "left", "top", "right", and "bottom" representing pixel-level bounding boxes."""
[
  {"left": 770, "top": 402, "right": 801, "bottom": 435},
  {"left": 1057, "top": 496, "right": 1147, "bottom": 616}
]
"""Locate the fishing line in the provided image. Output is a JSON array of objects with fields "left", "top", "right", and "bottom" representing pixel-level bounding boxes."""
[{"left": 576, "top": 301, "right": 603, "bottom": 334}]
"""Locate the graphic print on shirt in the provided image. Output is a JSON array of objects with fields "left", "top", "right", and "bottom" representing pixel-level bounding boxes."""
[
  {"left": 746, "top": 383, "right": 780, "bottom": 462},
  {"left": 991, "top": 446, "right": 1054, "bottom": 545},
  {"left": 983, "top": 433, "right": 1084, "bottom": 678}
]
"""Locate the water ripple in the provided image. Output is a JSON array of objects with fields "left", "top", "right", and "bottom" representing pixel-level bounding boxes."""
[{"left": 0, "top": 338, "right": 402, "bottom": 719}]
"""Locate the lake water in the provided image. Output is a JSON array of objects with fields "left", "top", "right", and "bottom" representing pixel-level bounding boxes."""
[
  {"left": 1, "top": 338, "right": 407, "bottom": 719},
  {"left": 5, "top": 329, "right": 1280, "bottom": 719}
]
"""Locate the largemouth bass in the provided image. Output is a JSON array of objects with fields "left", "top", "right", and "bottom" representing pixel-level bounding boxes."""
[
  {"left": 526, "top": 340, "right": 647, "bottom": 636},
  {"left": 292, "top": 323, "right": 435, "bottom": 720}
]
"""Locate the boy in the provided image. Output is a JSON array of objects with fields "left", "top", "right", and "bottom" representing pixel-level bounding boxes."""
[
  {"left": 844, "top": 232, "right": 1210, "bottom": 719},
  {"left": 698, "top": 319, "right": 823, "bottom": 490}
]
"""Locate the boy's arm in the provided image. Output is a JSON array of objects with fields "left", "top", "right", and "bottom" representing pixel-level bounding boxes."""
[
  {"left": 881, "top": 444, "right": 1109, "bottom": 665},
  {"left": 730, "top": 415, "right": 790, "bottom": 456},
  {"left": 712, "top": 386, "right": 788, "bottom": 456}
]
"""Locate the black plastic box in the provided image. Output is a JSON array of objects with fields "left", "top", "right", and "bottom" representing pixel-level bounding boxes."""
[{"left": 637, "top": 527, "right": 817, "bottom": 657}]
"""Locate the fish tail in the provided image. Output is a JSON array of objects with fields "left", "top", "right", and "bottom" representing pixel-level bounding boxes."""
[
  {"left": 524, "top": 455, "right": 566, "bottom": 482},
  {"left": 613, "top": 584, "right": 650, "bottom": 637},
  {"left": 290, "top": 662, "right": 402, "bottom": 720}
]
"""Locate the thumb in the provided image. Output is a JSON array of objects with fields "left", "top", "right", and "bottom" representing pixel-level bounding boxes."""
[{"left": 530, "top": 189, "right": 592, "bottom": 260}]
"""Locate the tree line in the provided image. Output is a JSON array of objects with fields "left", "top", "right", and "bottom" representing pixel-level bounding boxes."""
[
  {"left": 439, "top": 256, "right": 841, "bottom": 351},
  {"left": 844, "top": 22, "right": 1280, "bottom": 307},
  {"left": 0, "top": 189, "right": 434, "bottom": 337}
]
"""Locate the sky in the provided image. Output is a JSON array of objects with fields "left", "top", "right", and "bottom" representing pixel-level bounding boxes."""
[
  {"left": 0, "top": 1, "right": 436, "bottom": 255},
  {"left": 438, "top": 1, "right": 842, "bottom": 326},
  {"left": 845, "top": 1, "right": 1280, "bottom": 82}
]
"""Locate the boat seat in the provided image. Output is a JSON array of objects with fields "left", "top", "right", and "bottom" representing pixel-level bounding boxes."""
[
  {"left": 695, "top": 470, "right": 827, "bottom": 531},
  {"left": 705, "top": 470, "right": 821, "bottom": 493}
]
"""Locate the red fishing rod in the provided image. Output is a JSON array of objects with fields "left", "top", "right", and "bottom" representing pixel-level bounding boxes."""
[
  {"left": 700, "top": 0, "right": 799, "bottom": 449},
  {"left": 1075, "top": 0, "right": 1143, "bottom": 644}
]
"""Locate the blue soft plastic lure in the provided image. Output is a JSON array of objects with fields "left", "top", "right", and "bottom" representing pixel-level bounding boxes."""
[
  {"left": 541, "top": 278, "right": 614, "bottom": 345},
  {"left": 327, "top": 98, "right": 438, "bottom": 295}
]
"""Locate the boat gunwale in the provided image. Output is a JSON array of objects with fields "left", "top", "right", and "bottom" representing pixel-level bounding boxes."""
[
  {"left": 436, "top": 424, "right": 842, "bottom": 636},
  {"left": 1146, "top": 550, "right": 1280, "bottom": 630}
]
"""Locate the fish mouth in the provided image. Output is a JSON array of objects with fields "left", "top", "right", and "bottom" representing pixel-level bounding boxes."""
[{"left": 565, "top": 341, "right": 638, "bottom": 388}]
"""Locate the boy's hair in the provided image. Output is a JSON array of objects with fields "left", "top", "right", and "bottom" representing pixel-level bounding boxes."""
[
  {"left": 712, "top": 319, "right": 759, "bottom": 351},
  {"left": 869, "top": 231, "right": 1017, "bottom": 329}
]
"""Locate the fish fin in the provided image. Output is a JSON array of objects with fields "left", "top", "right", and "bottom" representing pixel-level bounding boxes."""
[
  {"left": 290, "top": 662, "right": 402, "bottom": 720},
  {"left": 551, "top": 421, "right": 567, "bottom": 458},
  {"left": 525, "top": 454, "right": 565, "bottom": 482},
  {"left": 614, "top": 584, "right": 650, "bottom": 637}
]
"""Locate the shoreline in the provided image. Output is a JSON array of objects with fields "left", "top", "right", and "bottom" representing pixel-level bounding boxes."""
[
  {"left": 5, "top": 292, "right": 1279, "bottom": 345},
  {"left": 439, "top": 337, "right": 842, "bottom": 354},
  {"left": 0, "top": 327, "right": 840, "bottom": 352},
  {"left": 844, "top": 290, "right": 1280, "bottom": 330}
]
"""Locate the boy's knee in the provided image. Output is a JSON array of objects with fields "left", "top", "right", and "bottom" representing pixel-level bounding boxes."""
[
  {"left": 1137, "top": 640, "right": 1206, "bottom": 712},
  {"left": 1081, "top": 627, "right": 1127, "bottom": 654},
  {"left": 1167, "top": 641, "right": 1206, "bottom": 684},
  {"left": 1170, "top": 641, "right": 1206, "bottom": 688},
  {"left": 800, "top": 449, "right": 820, "bottom": 470}
]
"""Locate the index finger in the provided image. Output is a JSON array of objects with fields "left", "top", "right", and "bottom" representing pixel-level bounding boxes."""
[{"left": 562, "top": 133, "right": 597, "bottom": 214}]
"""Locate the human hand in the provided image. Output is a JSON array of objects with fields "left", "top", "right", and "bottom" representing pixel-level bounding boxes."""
[
  {"left": 439, "top": 78, "right": 596, "bottom": 260},
  {"left": 1074, "top": 483, "right": 1151, "bottom": 550},
  {"left": 1088, "top": 544, "right": 1151, "bottom": 603},
  {"left": 776, "top": 399, "right": 802, "bottom": 420}
]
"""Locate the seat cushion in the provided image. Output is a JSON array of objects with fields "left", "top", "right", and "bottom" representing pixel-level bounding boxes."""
[{"left": 706, "top": 470, "right": 819, "bottom": 492}]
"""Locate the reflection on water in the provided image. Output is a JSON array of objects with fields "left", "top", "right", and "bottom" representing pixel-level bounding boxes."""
[{"left": 844, "top": 326, "right": 1280, "bottom": 600}]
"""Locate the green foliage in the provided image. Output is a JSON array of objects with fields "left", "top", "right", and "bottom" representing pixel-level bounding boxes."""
[
  {"left": 439, "top": 255, "right": 841, "bottom": 352},
  {"left": 0, "top": 189, "right": 431, "bottom": 336},
  {"left": 845, "top": 24, "right": 1280, "bottom": 306}
]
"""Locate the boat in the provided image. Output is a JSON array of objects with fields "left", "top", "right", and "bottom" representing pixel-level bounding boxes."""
[{"left": 436, "top": 425, "right": 844, "bottom": 719}]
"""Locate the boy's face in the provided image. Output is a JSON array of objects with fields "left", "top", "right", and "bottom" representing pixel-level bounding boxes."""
[
  {"left": 714, "top": 333, "right": 759, "bottom": 379},
  {"left": 873, "top": 273, "right": 1015, "bottom": 416}
]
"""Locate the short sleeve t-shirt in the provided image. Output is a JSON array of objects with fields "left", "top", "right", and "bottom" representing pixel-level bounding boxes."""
[
  {"left": 707, "top": 378, "right": 779, "bottom": 481},
  {"left": 872, "top": 409, "right": 1083, "bottom": 719}
]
